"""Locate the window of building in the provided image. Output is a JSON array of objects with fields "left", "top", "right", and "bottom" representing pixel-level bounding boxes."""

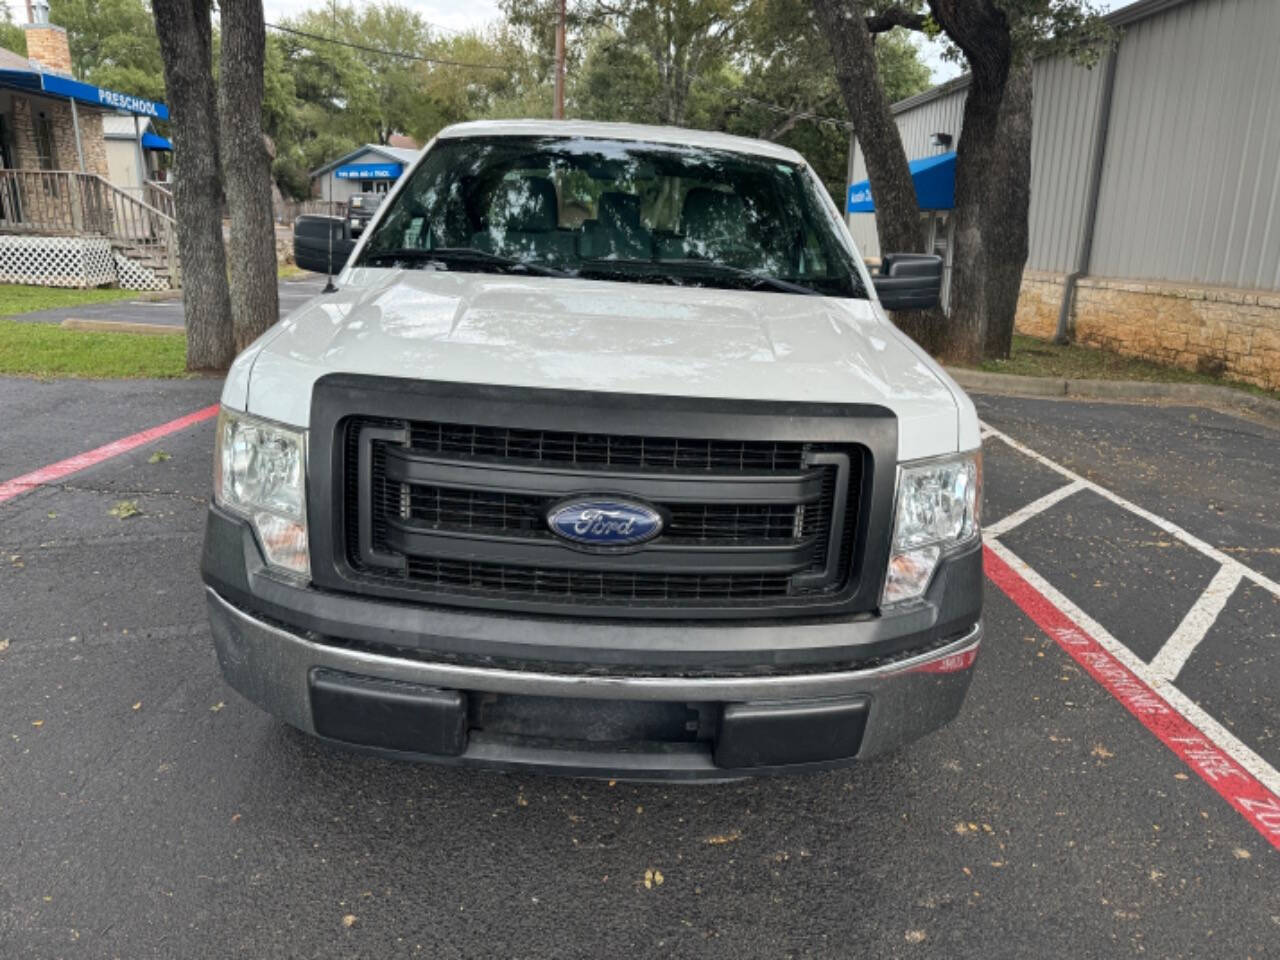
[{"left": 33, "top": 111, "right": 57, "bottom": 170}]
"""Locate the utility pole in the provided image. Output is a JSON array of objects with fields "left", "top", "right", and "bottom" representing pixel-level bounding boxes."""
[{"left": 553, "top": 0, "right": 566, "bottom": 119}]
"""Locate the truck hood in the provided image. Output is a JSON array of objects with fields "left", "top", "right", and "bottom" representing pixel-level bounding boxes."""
[{"left": 228, "top": 269, "right": 975, "bottom": 461}]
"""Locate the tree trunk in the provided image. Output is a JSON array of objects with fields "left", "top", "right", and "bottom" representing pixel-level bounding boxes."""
[
  {"left": 152, "top": 0, "right": 234, "bottom": 372},
  {"left": 928, "top": 0, "right": 1033, "bottom": 362},
  {"left": 810, "top": 0, "right": 919, "bottom": 254},
  {"left": 219, "top": 0, "right": 279, "bottom": 351},
  {"left": 810, "top": 0, "right": 949, "bottom": 353}
]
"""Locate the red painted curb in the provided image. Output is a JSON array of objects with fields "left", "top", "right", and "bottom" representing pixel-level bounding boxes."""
[
  {"left": 0, "top": 404, "right": 219, "bottom": 505},
  {"left": 985, "top": 544, "right": 1280, "bottom": 851}
]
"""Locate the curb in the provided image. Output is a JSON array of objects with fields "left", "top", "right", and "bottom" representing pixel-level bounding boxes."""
[
  {"left": 946, "top": 367, "right": 1280, "bottom": 425},
  {"left": 61, "top": 318, "right": 184, "bottom": 336}
]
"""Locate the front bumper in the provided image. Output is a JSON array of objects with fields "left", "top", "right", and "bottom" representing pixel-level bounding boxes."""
[
  {"left": 203, "top": 507, "right": 982, "bottom": 780},
  {"left": 205, "top": 595, "right": 980, "bottom": 781}
]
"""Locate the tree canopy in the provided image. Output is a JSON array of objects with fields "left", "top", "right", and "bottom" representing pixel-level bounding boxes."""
[{"left": 25, "top": 0, "right": 933, "bottom": 201}]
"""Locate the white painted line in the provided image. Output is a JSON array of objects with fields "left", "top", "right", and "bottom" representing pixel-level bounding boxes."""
[
  {"left": 984, "top": 479, "right": 1087, "bottom": 538},
  {"left": 986, "top": 537, "right": 1280, "bottom": 799},
  {"left": 981, "top": 423, "right": 1280, "bottom": 601},
  {"left": 1148, "top": 565, "right": 1245, "bottom": 682}
]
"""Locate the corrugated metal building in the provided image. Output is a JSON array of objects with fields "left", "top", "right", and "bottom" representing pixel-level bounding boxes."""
[{"left": 845, "top": 0, "right": 1280, "bottom": 388}]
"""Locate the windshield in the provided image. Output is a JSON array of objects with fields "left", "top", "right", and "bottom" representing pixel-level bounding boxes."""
[{"left": 357, "top": 135, "right": 867, "bottom": 298}]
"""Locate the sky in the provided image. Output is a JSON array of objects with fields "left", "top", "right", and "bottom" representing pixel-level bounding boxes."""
[
  {"left": 8, "top": 0, "right": 1126, "bottom": 86},
  {"left": 269, "top": 0, "right": 1127, "bottom": 85}
]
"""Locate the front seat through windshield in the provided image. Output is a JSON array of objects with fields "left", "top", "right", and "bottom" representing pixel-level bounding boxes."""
[{"left": 357, "top": 135, "right": 867, "bottom": 299}]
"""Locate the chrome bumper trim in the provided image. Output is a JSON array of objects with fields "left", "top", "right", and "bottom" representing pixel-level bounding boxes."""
[{"left": 208, "top": 586, "right": 979, "bottom": 701}]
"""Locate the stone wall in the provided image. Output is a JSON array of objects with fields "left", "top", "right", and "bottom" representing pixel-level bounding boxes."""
[
  {"left": 1015, "top": 271, "right": 1280, "bottom": 391},
  {"left": 10, "top": 94, "right": 110, "bottom": 177}
]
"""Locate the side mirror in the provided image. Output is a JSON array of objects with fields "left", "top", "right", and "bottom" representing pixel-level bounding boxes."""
[
  {"left": 293, "top": 215, "right": 356, "bottom": 275},
  {"left": 871, "top": 253, "right": 942, "bottom": 312}
]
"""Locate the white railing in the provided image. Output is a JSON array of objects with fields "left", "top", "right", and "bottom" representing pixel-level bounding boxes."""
[
  {"left": 144, "top": 179, "right": 175, "bottom": 220},
  {"left": 0, "top": 169, "right": 179, "bottom": 285}
]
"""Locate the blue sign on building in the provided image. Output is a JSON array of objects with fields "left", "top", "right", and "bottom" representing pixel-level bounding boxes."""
[
  {"left": 0, "top": 67, "right": 169, "bottom": 120},
  {"left": 847, "top": 151, "right": 957, "bottom": 213},
  {"left": 335, "top": 162, "right": 403, "bottom": 180},
  {"left": 40, "top": 73, "right": 169, "bottom": 121}
]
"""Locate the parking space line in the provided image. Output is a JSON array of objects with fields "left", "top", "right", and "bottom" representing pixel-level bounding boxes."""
[
  {"left": 1148, "top": 565, "right": 1245, "bottom": 682},
  {"left": 0, "top": 404, "right": 219, "bottom": 505},
  {"left": 985, "top": 540, "right": 1280, "bottom": 849},
  {"left": 981, "top": 423, "right": 1280, "bottom": 600},
  {"left": 983, "top": 478, "right": 1087, "bottom": 537}
]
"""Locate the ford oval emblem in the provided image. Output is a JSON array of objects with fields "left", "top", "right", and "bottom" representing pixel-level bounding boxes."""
[{"left": 546, "top": 498, "right": 663, "bottom": 547}]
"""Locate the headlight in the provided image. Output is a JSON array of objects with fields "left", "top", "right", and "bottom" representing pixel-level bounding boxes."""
[
  {"left": 882, "top": 451, "right": 981, "bottom": 606},
  {"left": 214, "top": 408, "right": 310, "bottom": 578}
]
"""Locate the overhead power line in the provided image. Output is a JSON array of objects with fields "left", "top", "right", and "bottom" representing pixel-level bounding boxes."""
[
  {"left": 265, "top": 21, "right": 508, "bottom": 71},
  {"left": 697, "top": 82, "right": 853, "bottom": 132}
]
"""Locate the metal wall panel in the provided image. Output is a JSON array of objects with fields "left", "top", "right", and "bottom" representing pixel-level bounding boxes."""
[
  {"left": 1089, "top": 0, "right": 1280, "bottom": 288},
  {"left": 1025, "top": 56, "right": 1108, "bottom": 273},
  {"left": 845, "top": 0, "right": 1280, "bottom": 290}
]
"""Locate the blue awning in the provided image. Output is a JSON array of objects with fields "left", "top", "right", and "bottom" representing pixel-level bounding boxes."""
[
  {"left": 141, "top": 131, "right": 172, "bottom": 151},
  {"left": 0, "top": 67, "right": 168, "bottom": 120},
  {"left": 847, "top": 151, "right": 956, "bottom": 213},
  {"left": 335, "top": 162, "right": 403, "bottom": 180}
]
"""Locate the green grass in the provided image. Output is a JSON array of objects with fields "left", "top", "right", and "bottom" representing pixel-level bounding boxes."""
[
  {"left": 278, "top": 262, "right": 310, "bottom": 280},
  {"left": 0, "top": 318, "right": 188, "bottom": 379},
  {"left": 0, "top": 283, "right": 140, "bottom": 317},
  {"left": 979, "top": 334, "right": 1280, "bottom": 402}
]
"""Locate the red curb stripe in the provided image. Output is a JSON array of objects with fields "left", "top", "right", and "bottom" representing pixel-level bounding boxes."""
[
  {"left": 0, "top": 404, "right": 219, "bottom": 505},
  {"left": 984, "top": 544, "right": 1280, "bottom": 851}
]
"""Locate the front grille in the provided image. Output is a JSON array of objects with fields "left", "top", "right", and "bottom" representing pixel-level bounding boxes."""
[
  {"left": 404, "top": 557, "right": 793, "bottom": 602},
  {"left": 407, "top": 421, "right": 808, "bottom": 472},
  {"left": 334, "top": 410, "right": 870, "bottom": 618},
  {"left": 398, "top": 485, "right": 822, "bottom": 544}
]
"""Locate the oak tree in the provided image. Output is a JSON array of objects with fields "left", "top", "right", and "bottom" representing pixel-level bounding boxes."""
[
  {"left": 153, "top": 0, "right": 234, "bottom": 371},
  {"left": 220, "top": 0, "right": 279, "bottom": 350},
  {"left": 813, "top": 0, "right": 1109, "bottom": 362}
]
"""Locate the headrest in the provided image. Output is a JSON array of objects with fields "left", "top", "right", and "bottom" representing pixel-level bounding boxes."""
[
  {"left": 598, "top": 192, "right": 641, "bottom": 230},
  {"left": 490, "top": 176, "right": 557, "bottom": 232},
  {"left": 681, "top": 187, "right": 746, "bottom": 242}
]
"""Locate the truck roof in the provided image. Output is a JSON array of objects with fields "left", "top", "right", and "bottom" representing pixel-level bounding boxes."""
[{"left": 434, "top": 119, "right": 807, "bottom": 166}]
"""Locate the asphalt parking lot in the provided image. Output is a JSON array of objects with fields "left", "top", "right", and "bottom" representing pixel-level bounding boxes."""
[{"left": 1, "top": 378, "right": 1278, "bottom": 958}]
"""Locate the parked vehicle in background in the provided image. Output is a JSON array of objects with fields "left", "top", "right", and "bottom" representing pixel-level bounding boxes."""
[
  {"left": 204, "top": 120, "right": 981, "bottom": 780},
  {"left": 346, "top": 191, "right": 385, "bottom": 235}
]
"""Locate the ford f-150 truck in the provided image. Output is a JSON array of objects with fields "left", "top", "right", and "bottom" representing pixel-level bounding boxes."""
[{"left": 202, "top": 120, "right": 982, "bottom": 780}]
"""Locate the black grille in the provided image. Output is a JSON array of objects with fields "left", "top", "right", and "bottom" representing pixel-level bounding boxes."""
[
  {"left": 397, "top": 485, "right": 820, "bottom": 545},
  {"left": 404, "top": 557, "right": 792, "bottom": 602},
  {"left": 339, "top": 414, "right": 866, "bottom": 616},
  {"left": 408, "top": 421, "right": 808, "bottom": 472}
]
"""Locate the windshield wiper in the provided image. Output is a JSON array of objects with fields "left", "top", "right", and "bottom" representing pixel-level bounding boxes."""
[
  {"left": 359, "top": 248, "right": 440, "bottom": 267},
  {"left": 658, "top": 258, "right": 821, "bottom": 296},
  {"left": 361, "top": 246, "right": 569, "bottom": 277}
]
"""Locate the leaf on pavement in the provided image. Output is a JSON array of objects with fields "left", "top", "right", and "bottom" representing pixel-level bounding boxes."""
[
  {"left": 108, "top": 500, "right": 141, "bottom": 519},
  {"left": 148, "top": 451, "right": 172, "bottom": 464},
  {"left": 705, "top": 831, "right": 741, "bottom": 845}
]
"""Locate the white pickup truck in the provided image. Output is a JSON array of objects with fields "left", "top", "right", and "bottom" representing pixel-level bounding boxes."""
[{"left": 202, "top": 120, "right": 983, "bottom": 780}]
